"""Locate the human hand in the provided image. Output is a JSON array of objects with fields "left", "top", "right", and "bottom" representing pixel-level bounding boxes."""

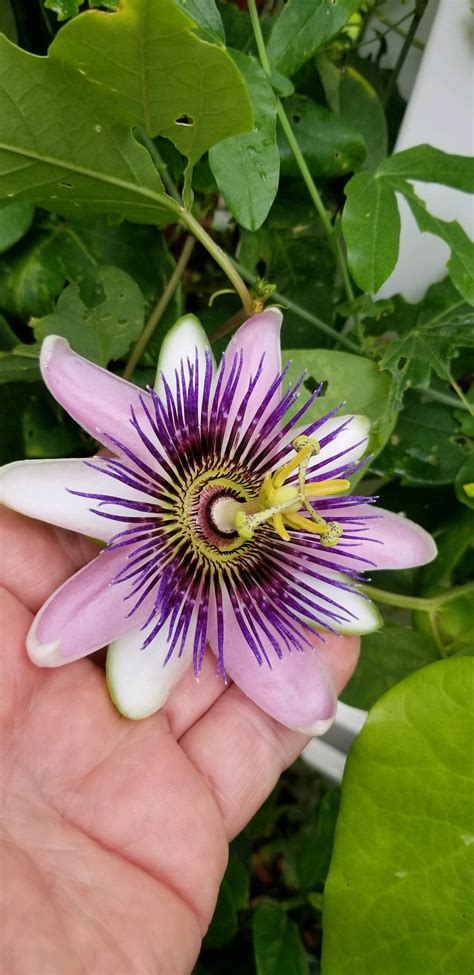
[{"left": 0, "top": 506, "right": 359, "bottom": 975}]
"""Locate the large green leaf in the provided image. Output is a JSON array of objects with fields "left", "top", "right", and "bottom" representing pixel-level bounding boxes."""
[
  {"left": 253, "top": 901, "right": 309, "bottom": 975},
  {"left": 380, "top": 145, "right": 474, "bottom": 193},
  {"left": 35, "top": 266, "right": 144, "bottom": 366},
  {"left": 342, "top": 170, "right": 400, "bottom": 293},
  {"left": 341, "top": 625, "right": 439, "bottom": 710},
  {"left": 209, "top": 51, "right": 279, "bottom": 231},
  {"left": 204, "top": 855, "right": 250, "bottom": 949},
  {"left": 267, "top": 0, "right": 362, "bottom": 77},
  {"left": 0, "top": 36, "right": 172, "bottom": 224},
  {"left": 283, "top": 348, "right": 394, "bottom": 456},
  {"left": 323, "top": 658, "right": 474, "bottom": 975},
  {"left": 0, "top": 0, "right": 17, "bottom": 42},
  {"left": 278, "top": 95, "right": 366, "bottom": 179},
  {"left": 50, "top": 0, "right": 253, "bottom": 165}
]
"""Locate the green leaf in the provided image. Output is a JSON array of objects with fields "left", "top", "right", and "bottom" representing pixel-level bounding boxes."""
[
  {"left": 397, "top": 183, "right": 474, "bottom": 306},
  {"left": 253, "top": 901, "right": 309, "bottom": 975},
  {"left": 342, "top": 170, "right": 400, "bottom": 293},
  {"left": 279, "top": 95, "right": 366, "bottom": 179},
  {"left": 267, "top": 0, "right": 363, "bottom": 78},
  {"left": 339, "top": 66, "right": 387, "bottom": 171},
  {"left": 380, "top": 145, "right": 474, "bottom": 193},
  {"left": 0, "top": 35, "right": 172, "bottom": 225},
  {"left": 374, "top": 392, "right": 469, "bottom": 486},
  {"left": 455, "top": 453, "right": 474, "bottom": 509},
  {"left": 209, "top": 51, "right": 279, "bottom": 231},
  {"left": 341, "top": 625, "right": 439, "bottom": 710},
  {"left": 50, "top": 0, "right": 253, "bottom": 165},
  {"left": 283, "top": 348, "right": 395, "bottom": 456},
  {"left": 0, "top": 382, "right": 84, "bottom": 464},
  {"left": 204, "top": 856, "right": 250, "bottom": 949},
  {"left": 323, "top": 658, "right": 474, "bottom": 975},
  {"left": 0, "top": 0, "right": 17, "bottom": 41},
  {"left": 0, "top": 201, "right": 35, "bottom": 254},
  {"left": 35, "top": 266, "right": 144, "bottom": 366},
  {"left": 175, "top": 0, "right": 225, "bottom": 45},
  {"left": 44, "top": 0, "right": 81, "bottom": 19},
  {"left": 0, "top": 344, "right": 40, "bottom": 384},
  {"left": 364, "top": 278, "right": 474, "bottom": 415}
]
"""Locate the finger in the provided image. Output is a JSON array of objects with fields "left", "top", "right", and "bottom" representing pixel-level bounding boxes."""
[
  {"left": 0, "top": 507, "right": 97, "bottom": 612},
  {"left": 180, "top": 633, "right": 360, "bottom": 839},
  {"left": 0, "top": 586, "right": 37, "bottom": 716},
  {"left": 164, "top": 652, "right": 229, "bottom": 739}
]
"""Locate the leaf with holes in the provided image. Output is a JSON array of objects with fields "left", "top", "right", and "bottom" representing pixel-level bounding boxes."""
[
  {"left": 267, "top": 0, "right": 363, "bottom": 78},
  {"left": 35, "top": 267, "right": 144, "bottom": 366},
  {"left": 50, "top": 0, "right": 253, "bottom": 165},
  {"left": 209, "top": 51, "right": 279, "bottom": 231},
  {"left": 0, "top": 36, "right": 172, "bottom": 225},
  {"left": 175, "top": 0, "right": 225, "bottom": 45},
  {"left": 279, "top": 94, "right": 366, "bottom": 179}
]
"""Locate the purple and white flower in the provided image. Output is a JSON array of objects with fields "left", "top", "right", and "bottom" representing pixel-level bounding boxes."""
[{"left": 0, "top": 308, "right": 436, "bottom": 734}]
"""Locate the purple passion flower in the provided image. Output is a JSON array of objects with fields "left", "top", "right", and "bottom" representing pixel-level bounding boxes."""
[{"left": 0, "top": 309, "right": 436, "bottom": 734}]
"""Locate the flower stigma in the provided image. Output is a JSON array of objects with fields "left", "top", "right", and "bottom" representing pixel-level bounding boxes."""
[{"left": 232, "top": 435, "right": 349, "bottom": 545}]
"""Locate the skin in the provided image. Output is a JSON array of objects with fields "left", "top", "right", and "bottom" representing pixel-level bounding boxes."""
[{"left": 0, "top": 506, "right": 360, "bottom": 975}]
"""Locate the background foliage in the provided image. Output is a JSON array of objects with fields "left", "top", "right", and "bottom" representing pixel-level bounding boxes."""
[{"left": 0, "top": 0, "right": 473, "bottom": 971}]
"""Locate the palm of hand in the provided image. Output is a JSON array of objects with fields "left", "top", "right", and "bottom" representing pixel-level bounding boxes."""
[{"left": 0, "top": 508, "right": 359, "bottom": 975}]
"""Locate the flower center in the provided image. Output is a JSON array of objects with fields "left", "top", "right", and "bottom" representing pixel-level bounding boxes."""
[{"left": 233, "top": 436, "right": 349, "bottom": 547}]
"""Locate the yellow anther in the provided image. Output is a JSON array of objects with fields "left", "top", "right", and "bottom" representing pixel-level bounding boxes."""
[
  {"left": 319, "top": 521, "right": 343, "bottom": 547},
  {"left": 273, "top": 437, "right": 319, "bottom": 489},
  {"left": 304, "top": 478, "right": 350, "bottom": 498},
  {"left": 271, "top": 513, "right": 291, "bottom": 541},
  {"left": 235, "top": 511, "right": 254, "bottom": 540},
  {"left": 285, "top": 512, "right": 330, "bottom": 535}
]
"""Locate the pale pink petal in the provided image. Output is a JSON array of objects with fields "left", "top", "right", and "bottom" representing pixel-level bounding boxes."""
[
  {"left": 107, "top": 626, "right": 193, "bottom": 720},
  {"left": 220, "top": 308, "right": 283, "bottom": 442},
  {"left": 27, "top": 548, "right": 154, "bottom": 667},
  {"left": 314, "top": 503, "right": 437, "bottom": 571},
  {"left": 40, "top": 336, "right": 153, "bottom": 460},
  {"left": 0, "top": 457, "right": 151, "bottom": 542},
  {"left": 266, "top": 414, "right": 369, "bottom": 480},
  {"left": 208, "top": 604, "right": 337, "bottom": 735}
]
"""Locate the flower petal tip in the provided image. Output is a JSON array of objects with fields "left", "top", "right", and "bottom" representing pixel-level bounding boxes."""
[
  {"left": 298, "top": 712, "right": 336, "bottom": 738},
  {"left": 40, "top": 334, "right": 70, "bottom": 372},
  {"left": 26, "top": 631, "right": 63, "bottom": 668}
]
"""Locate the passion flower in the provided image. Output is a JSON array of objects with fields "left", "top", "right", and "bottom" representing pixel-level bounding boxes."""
[{"left": 0, "top": 309, "right": 436, "bottom": 733}]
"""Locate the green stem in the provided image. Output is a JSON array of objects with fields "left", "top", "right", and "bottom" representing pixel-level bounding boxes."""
[
  {"left": 247, "top": 0, "right": 356, "bottom": 310},
  {"left": 416, "top": 386, "right": 471, "bottom": 412},
  {"left": 179, "top": 209, "right": 255, "bottom": 315},
  {"left": 232, "top": 258, "right": 359, "bottom": 351},
  {"left": 360, "top": 581, "right": 474, "bottom": 613},
  {"left": 138, "top": 130, "right": 182, "bottom": 203},
  {"left": 382, "top": 1, "right": 428, "bottom": 106},
  {"left": 449, "top": 375, "right": 474, "bottom": 416},
  {"left": 123, "top": 234, "right": 196, "bottom": 380}
]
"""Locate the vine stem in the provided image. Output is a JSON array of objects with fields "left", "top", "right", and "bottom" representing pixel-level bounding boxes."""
[
  {"left": 232, "top": 258, "right": 359, "bottom": 351},
  {"left": 247, "top": 0, "right": 356, "bottom": 310},
  {"left": 123, "top": 234, "right": 196, "bottom": 380},
  {"left": 360, "top": 581, "right": 474, "bottom": 613},
  {"left": 382, "top": 0, "right": 428, "bottom": 106},
  {"left": 178, "top": 208, "right": 255, "bottom": 315}
]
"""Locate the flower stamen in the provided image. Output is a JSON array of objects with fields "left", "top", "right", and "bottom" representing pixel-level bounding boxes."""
[{"left": 234, "top": 434, "right": 349, "bottom": 544}]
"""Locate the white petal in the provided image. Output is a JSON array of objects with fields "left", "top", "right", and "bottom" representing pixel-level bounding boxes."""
[
  {"left": 296, "top": 568, "right": 382, "bottom": 635},
  {"left": 0, "top": 458, "right": 152, "bottom": 542},
  {"left": 154, "top": 314, "right": 215, "bottom": 397},
  {"left": 106, "top": 627, "right": 193, "bottom": 720},
  {"left": 308, "top": 414, "right": 370, "bottom": 474}
]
